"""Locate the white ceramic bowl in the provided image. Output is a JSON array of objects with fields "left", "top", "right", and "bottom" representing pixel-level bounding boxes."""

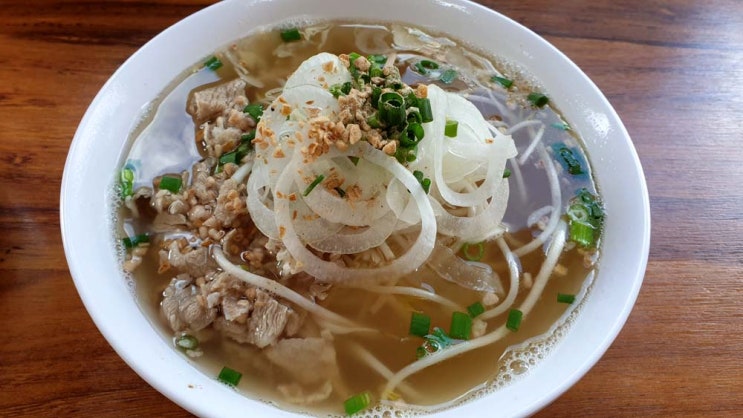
[{"left": 60, "top": 0, "right": 650, "bottom": 416}]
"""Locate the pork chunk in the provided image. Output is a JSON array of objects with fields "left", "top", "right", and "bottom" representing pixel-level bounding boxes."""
[
  {"left": 264, "top": 336, "right": 337, "bottom": 385},
  {"left": 188, "top": 78, "right": 247, "bottom": 124},
  {"left": 247, "top": 289, "right": 291, "bottom": 348},
  {"left": 161, "top": 274, "right": 216, "bottom": 332}
]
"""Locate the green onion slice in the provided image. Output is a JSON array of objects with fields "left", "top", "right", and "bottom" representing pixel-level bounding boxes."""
[
  {"left": 506, "top": 309, "right": 523, "bottom": 331},
  {"left": 409, "top": 312, "right": 431, "bottom": 337},
  {"left": 569, "top": 220, "right": 595, "bottom": 247},
  {"left": 467, "top": 301, "right": 485, "bottom": 318},
  {"left": 527, "top": 92, "right": 549, "bottom": 108},
  {"left": 491, "top": 75, "right": 513, "bottom": 88},
  {"left": 439, "top": 69, "right": 457, "bottom": 84},
  {"left": 120, "top": 166, "right": 134, "bottom": 198},
  {"left": 449, "top": 311, "right": 472, "bottom": 340},
  {"left": 444, "top": 120, "right": 458, "bottom": 137},
  {"left": 552, "top": 122, "right": 571, "bottom": 131},
  {"left": 175, "top": 334, "right": 199, "bottom": 350},
  {"left": 217, "top": 366, "right": 242, "bottom": 386},
  {"left": 243, "top": 104, "right": 264, "bottom": 123},
  {"left": 280, "top": 28, "right": 301, "bottom": 42},
  {"left": 502, "top": 168, "right": 512, "bottom": 178},
  {"left": 367, "top": 54, "right": 387, "bottom": 65},
  {"left": 461, "top": 241, "right": 485, "bottom": 261},
  {"left": 204, "top": 56, "right": 222, "bottom": 71},
  {"left": 122, "top": 233, "right": 149, "bottom": 249},
  {"left": 159, "top": 175, "right": 182, "bottom": 194},
  {"left": 303, "top": 174, "right": 325, "bottom": 196},
  {"left": 414, "top": 59, "right": 440, "bottom": 74},
  {"left": 378, "top": 92, "right": 406, "bottom": 127},
  {"left": 344, "top": 391, "right": 372, "bottom": 415},
  {"left": 557, "top": 293, "right": 576, "bottom": 304},
  {"left": 400, "top": 123, "right": 424, "bottom": 147},
  {"left": 418, "top": 98, "right": 433, "bottom": 123}
]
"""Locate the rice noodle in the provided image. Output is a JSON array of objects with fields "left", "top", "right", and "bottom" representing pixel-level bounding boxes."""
[
  {"left": 514, "top": 143, "right": 562, "bottom": 257},
  {"left": 517, "top": 124, "right": 546, "bottom": 165},
  {"left": 348, "top": 284, "right": 463, "bottom": 311}
]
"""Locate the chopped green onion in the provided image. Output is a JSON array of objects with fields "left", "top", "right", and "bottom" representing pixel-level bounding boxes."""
[
  {"left": 418, "top": 98, "right": 433, "bottom": 123},
  {"left": 243, "top": 104, "right": 264, "bottom": 123},
  {"left": 217, "top": 366, "right": 242, "bottom": 386},
  {"left": 341, "top": 81, "right": 352, "bottom": 95},
  {"left": 204, "top": 56, "right": 222, "bottom": 71},
  {"left": 122, "top": 233, "right": 149, "bottom": 249},
  {"left": 527, "top": 92, "right": 549, "bottom": 108},
  {"left": 551, "top": 122, "right": 571, "bottom": 131},
  {"left": 467, "top": 301, "right": 485, "bottom": 318},
  {"left": 439, "top": 69, "right": 457, "bottom": 84},
  {"left": 444, "top": 120, "right": 458, "bottom": 137},
  {"left": 344, "top": 391, "right": 372, "bottom": 415},
  {"left": 421, "top": 178, "right": 431, "bottom": 194},
  {"left": 461, "top": 242, "right": 485, "bottom": 261},
  {"left": 569, "top": 221, "right": 595, "bottom": 247},
  {"left": 378, "top": 92, "right": 406, "bottom": 127},
  {"left": 329, "top": 83, "right": 346, "bottom": 98},
  {"left": 449, "top": 311, "right": 472, "bottom": 340},
  {"left": 491, "top": 75, "right": 513, "bottom": 88},
  {"left": 557, "top": 293, "right": 576, "bottom": 304},
  {"left": 414, "top": 59, "right": 439, "bottom": 74},
  {"left": 241, "top": 130, "right": 256, "bottom": 143},
  {"left": 367, "top": 54, "right": 387, "bottom": 65},
  {"left": 417, "top": 327, "right": 456, "bottom": 358},
  {"left": 175, "top": 334, "right": 199, "bottom": 350},
  {"left": 219, "top": 150, "right": 239, "bottom": 166},
  {"left": 409, "top": 312, "right": 431, "bottom": 337},
  {"left": 404, "top": 92, "right": 418, "bottom": 109},
  {"left": 395, "top": 146, "right": 418, "bottom": 164},
  {"left": 159, "top": 175, "right": 182, "bottom": 194},
  {"left": 303, "top": 174, "right": 324, "bottom": 196},
  {"left": 369, "top": 65, "right": 384, "bottom": 78},
  {"left": 412, "top": 170, "right": 431, "bottom": 194},
  {"left": 120, "top": 166, "right": 134, "bottom": 198},
  {"left": 552, "top": 143, "right": 584, "bottom": 175},
  {"left": 407, "top": 110, "right": 423, "bottom": 125},
  {"left": 400, "top": 123, "right": 424, "bottom": 148},
  {"left": 280, "top": 28, "right": 301, "bottom": 42},
  {"left": 366, "top": 112, "right": 381, "bottom": 129},
  {"left": 506, "top": 309, "right": 523, "bottom": 331},
  {"left": 349, "top": 156, "right": 360, "bottom": 165},
  {"left": 502, "top": 168, "right": 512, "bottom": 178},
  {"left": 370, "top": 86, "right": 382, "bottom": 108},
  {"left": 334, "top": 187, "right": 346, "bottom": 198}
]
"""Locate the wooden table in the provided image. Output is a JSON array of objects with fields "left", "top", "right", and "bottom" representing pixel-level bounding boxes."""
[{"left": 2, "top": 0, "right": 741, "bottom": 416}]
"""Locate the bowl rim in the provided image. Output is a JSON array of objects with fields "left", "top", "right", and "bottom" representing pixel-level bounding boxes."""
[{"left": 60, "top": 0, "right": 650, "bottom": 417}]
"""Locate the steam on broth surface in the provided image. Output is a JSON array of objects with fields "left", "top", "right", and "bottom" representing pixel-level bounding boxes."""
[{"left": 117, "top": 22, "right": 604, "bottom": 416}]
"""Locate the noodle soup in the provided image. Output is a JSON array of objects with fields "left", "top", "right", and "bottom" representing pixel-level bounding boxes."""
[{"left": 116, "top": 22, "right": 604, "bottom": 416}]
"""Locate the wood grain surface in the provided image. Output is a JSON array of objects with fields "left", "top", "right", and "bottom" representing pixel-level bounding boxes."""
[{"left": 1, "top": 0, "right": 741, "bottom": 416}]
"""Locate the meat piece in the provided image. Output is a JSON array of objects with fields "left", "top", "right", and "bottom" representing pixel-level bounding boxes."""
[
  {"left": 159, "top": 240, "right": 213, "bottom": 277},
  {"left": 151, "top": 213, "right": 188, "bottom": 232},
  {"left": 221, "top": 295, "right": 252, "bottom": 323},
  {"left": 277, "top": 381, "right": 333, "bottom": 405},
  {"left": 213, "top": 288, "right": 291, "bottom": 348},
  {"left": 188, "top": 78, "right": 247, "bottom": 124},
  {"left": 161, "top": 274, "right": 216, "bottom": 332},
  {"left": 247, "top": 289, "right": 291, "bottom": 348},
  {"left": 264, "top": 336, "right": 338, "bottom": 385}
]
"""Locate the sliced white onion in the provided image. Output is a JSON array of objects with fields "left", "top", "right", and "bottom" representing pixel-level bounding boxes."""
[{"left": 273, "top": 142, "right": 436, "bottom": 284}]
